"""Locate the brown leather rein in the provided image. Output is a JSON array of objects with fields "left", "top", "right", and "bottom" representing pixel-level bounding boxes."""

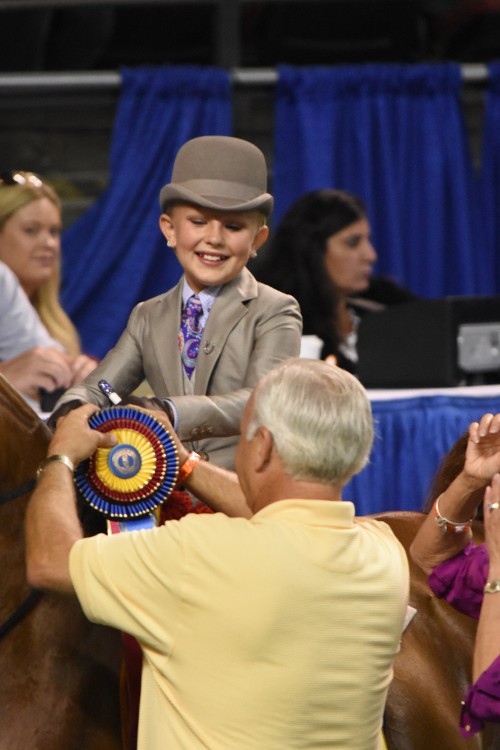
[{"left": 0, "top": 477, "right": 42, "bottom": 640}]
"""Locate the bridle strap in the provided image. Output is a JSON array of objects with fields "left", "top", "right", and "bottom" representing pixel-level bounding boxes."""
[
  {"left": 0, "top": 475, "right": 41, "bottom": 638},
  {"left": 0, "top": 478, "right": 36, "bottom": 505},
  {"left": 0, "top": 589, "right": 43, "bottom": 641}
]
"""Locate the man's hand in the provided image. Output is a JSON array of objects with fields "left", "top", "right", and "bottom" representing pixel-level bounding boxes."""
[
  {"left": 47, "top": 399, "right": 85, "bottom": 431},
  {"left": 49, "top": 403, "right": 118, "bottom": 466}
]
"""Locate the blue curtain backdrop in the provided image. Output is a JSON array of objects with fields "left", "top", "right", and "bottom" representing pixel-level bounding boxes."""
[
  {"left": 477, "top": 61, "right": 500, "bottom": 295},
  {"left": 273, "top": 63, "right": 483, "bottom": 299},
  {"left": 61, "top": 66, "right": 232, "bottom": 358},
  {"left": 344, "top": 392, "right": 500, "bottom": 515}
]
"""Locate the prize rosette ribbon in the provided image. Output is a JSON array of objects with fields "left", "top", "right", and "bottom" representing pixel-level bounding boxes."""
[{"left": 74, "top": 407, "right": 179, "bottom": 520}]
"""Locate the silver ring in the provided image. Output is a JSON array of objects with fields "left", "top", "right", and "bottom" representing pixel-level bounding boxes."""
[{"left": 488, "top": 502, "right": 500, "bottom": 512}]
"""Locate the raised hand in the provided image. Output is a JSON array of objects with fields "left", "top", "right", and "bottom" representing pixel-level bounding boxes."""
[{"left": 464, "top": 414, "right": 500, "bottom": 485}]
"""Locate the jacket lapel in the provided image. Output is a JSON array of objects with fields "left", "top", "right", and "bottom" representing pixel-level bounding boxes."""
[
  {"left": 194, "top": 269, "right": 257, "bottom": 395},
  {"left": 150, "top": 279, "right": 184, "bottom": 394}
]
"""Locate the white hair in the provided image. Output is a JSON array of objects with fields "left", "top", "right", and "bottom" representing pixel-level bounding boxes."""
[{"left": 246, "top": 358, "right": 374, "bottom": 485}]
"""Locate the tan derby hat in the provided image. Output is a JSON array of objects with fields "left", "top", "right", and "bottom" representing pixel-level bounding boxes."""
[{"left": 159, "top": 136, "right": 274, "bottom": 217}]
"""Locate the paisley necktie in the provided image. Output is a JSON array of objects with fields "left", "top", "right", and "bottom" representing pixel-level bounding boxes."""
[{"left": 178, "top": 294, "right": 204, "bottom": 378}]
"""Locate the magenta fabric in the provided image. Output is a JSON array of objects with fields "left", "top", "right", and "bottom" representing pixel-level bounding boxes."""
[
  {"left": 429, "top": 541, "right": 488, "bottom": 619},
  {"left": 460, "top": 659, "right": 500, "bottom": 737},
  {"left": 430, "top": 543, "right": 500, "bottom": 736}
]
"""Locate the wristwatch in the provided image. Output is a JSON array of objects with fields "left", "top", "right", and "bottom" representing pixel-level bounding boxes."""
[{"left": 484, "top": 579, "right": 500, "bottom": 593}]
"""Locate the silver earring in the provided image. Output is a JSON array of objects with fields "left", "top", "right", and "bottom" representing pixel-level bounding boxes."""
[{"left": 166, "top": 240, "right": 174, "bottom": 248}]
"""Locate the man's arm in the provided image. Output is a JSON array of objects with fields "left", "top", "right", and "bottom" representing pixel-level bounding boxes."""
[
  {"left": 25, "top": 404, "right": 118, "bottom": 594},
  {"left": 150, "top": 409, "right": 252, "bottom": 518},
  {"left": 182, "top": 456, "right": 252, "bottom": 518},
  {"left": 26, "top": 402, "right": 252, "bottom": 597}
]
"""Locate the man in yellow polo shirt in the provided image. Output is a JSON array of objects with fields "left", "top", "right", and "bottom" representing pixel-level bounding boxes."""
[{"left": 25, "top": 358, "right": 409, "bottom": 750}]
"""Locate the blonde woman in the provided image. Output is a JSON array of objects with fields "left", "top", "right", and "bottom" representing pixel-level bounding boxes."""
[{"left": 0, "top": 172, "right": 96, "bottom": 404}]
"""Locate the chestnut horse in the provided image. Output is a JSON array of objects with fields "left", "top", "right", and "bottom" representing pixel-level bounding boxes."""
[
  {"left": 0, "top": 374, "right": 498, "bottom": 749},
  {"left": 0, "top": 375, "right": 122, "bottom": 749},
  {"left": 375, "top": 511, "right": 500, "bottom": 750}
]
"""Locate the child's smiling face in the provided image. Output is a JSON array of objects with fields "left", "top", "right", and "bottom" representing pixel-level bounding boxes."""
[{"left": 160, "top": 203, "right": 268, "bottom": 292}]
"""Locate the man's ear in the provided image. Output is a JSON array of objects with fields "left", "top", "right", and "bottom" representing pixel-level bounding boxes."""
[
  {"left": 159, "top": 213, "right": 175, "bottom": 247},
  {"left": 254, "top": 426, "right": 274, "bottom": 473}
]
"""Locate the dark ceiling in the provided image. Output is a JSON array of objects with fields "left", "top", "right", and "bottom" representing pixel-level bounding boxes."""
[{"left": 0, "top": 1, "right": 499, "bottom": 73}]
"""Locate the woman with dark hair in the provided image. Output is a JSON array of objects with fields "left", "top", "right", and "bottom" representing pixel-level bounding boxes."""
[{"left": 255, "top": 189, "right": 415, "bottom": 372}]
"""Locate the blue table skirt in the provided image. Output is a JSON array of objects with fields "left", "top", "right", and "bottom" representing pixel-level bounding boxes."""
[{"left": 344, "top": 392, "right": 500, "bottom": 516}]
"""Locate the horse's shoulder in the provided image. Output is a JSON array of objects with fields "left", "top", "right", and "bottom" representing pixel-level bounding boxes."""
[{"left": 368, "top": 510, "right": 426, "bottom": 552}]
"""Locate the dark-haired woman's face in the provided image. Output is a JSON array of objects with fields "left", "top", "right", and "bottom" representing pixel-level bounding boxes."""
[{"left": 324, "top": 218, "right": 376, "bottom": 297}]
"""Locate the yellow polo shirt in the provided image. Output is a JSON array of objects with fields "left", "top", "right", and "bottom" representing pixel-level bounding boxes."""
[{"left": 70, "top": 499, "right": 408, "bottom": 749}]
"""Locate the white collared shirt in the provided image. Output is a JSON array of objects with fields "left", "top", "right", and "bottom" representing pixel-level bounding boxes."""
[{"left": 181, "top": 280, "right": 220, "bottom": 328}]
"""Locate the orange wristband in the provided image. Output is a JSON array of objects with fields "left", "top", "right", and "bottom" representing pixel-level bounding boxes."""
[{"left": 176, "top": 451, "right": 201, "bottom": 485}]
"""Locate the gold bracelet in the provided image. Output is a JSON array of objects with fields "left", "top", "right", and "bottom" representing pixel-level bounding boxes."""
[
  {"left": 36, "top": 454, "right": 75, "bottom": 481},
  {"left": 433, "top": 495, "right": 476, "bottom": 534},
  {"left": 484, "top": 579, "right": 500, "bottom": 594}
]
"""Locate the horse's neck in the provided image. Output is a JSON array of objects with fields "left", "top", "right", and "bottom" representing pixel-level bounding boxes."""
[
  {"left": 0, "top": 377, "right": 51, "bottom": 490},
  {"left": 0, "top": 378, "right": 50, "bottom": 544},
  {"left": 0, "top": 380, "right": 52, "bottom": 621}
]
